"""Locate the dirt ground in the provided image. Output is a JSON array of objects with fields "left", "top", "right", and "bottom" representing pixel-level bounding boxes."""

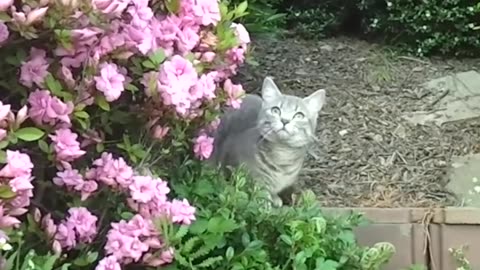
[{"left": 235, "top": 36, "right": 480, "bottom": 208}]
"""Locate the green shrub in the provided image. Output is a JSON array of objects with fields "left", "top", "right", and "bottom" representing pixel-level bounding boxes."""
[
  {"left": 227, "top": 0, "right": 287, "bottom": 35},
  {"left": 284, "top": 0, "right": 357, "bottom": 39},
  {"left": 157, "top": 162, "right": 396, "bottom": 269},
  {"left": 274, "top": 0, "right": 480, "bottom": 56},
  {"left": 359, "top": 0, "right": 480, "bottom": 56}
]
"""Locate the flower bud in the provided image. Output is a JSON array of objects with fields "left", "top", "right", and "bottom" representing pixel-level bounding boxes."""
[
  {"left": 26, "top": 7, "right": 49, "bottom": 25},
  {"left": 0, "top": 0, "right": 13, "bottom": 12},
  {"left": 15, "top": 106, "right": 29, "bottom": 127}
]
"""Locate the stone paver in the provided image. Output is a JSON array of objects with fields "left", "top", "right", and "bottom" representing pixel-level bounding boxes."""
[
  {"left": 403, "top": 70, "right": 480, "bottom": 126},
  {"left": 446, "top": 154, "right": 480, "bottom": 207}
]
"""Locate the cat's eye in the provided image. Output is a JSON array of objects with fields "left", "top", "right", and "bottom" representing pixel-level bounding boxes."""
[
  {"left": 294, "top": 112, "right": 305, "bottom": 119},
  {"left": 271, "top": 107, "right": 281, "bottom": 115}
]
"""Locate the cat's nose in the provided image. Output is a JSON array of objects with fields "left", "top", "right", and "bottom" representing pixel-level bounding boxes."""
[{"left": 281, "top": 119, "right": 290, "bottom": 125}]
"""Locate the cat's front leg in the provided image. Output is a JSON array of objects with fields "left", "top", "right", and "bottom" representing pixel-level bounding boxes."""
[{"left": 270, "top": 193, "right": 283, "bottom": 207}]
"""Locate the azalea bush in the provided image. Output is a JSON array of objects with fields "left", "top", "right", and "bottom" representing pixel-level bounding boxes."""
[{"left": 0, "top": 0, "right": 251, "bottom": 268}]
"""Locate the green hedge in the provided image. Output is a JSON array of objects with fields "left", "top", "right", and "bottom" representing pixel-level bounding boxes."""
[{"left": 239, "top": 0, "right": 480, "bottom": 56}]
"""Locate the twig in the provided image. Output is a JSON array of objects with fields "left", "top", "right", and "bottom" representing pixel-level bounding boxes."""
[{"left": 429, "top": 89, "right": 449, "bottom": 107}]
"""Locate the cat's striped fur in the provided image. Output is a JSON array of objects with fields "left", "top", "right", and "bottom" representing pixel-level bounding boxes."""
[{"left": 209, "top": 77, "right": 326, "bottom": 207}]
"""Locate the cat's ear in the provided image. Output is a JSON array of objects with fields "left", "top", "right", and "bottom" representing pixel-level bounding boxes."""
[
  {"left": 261, "top": 76, "right": 282, "bottom": 103},
  {"left": 303, "top": 89, "right": 326, "bottom": 114}
]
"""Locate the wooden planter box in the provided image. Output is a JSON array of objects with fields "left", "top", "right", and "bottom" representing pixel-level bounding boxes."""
[{"left": 323, "top": 207, "right": 480, "bottom": 270}]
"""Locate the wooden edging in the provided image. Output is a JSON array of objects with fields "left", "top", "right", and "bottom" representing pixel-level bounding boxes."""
[{"left": 321, "top": 207, "right": 480, "bottom": 225}]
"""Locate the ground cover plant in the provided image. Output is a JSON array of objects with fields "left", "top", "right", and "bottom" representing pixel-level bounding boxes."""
[{"left": 0, "top": 0, "right": 396, "bottom": 268}]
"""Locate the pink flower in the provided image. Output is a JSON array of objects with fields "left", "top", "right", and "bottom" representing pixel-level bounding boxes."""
[
  {"left": 0, "top": 0, "right": 13, "bottom": 12},
  {"left": 94, "top": 62, "right": 126, "bottom": 102},
  {"left": 53, "top": 169, "right": 83, "bottom": 188},
  {"left": 190, "top": 0, "right": 221, "bottom": 26},
  {"left": 0, "top": 101, "right": 11, "bottom": 122},
  {"left": 223, "top": 79, "right": 244, "bottom": 109},
  {"left": 0, "top": 207, "right": 21, "bottom": 228},
  {"left": 129, "top": 176, "right": 156, "bottom": 203},
  {"left": 0, "top": 22, "right": 8, "bottom": 44},
  {"left": 193, "top": 134, "right": 214, "bottom": 160},
  {"left": 158, "top": 55, "right": 198, "bottom": 114},
  {"left": 20, "top": 48, "right": 49, "bottom": 88},
  {"left": 89, "top": 153, "right": 133, "bottom": 189},
  {"left": 168, "top": 199, "right": 196, "bottom": 225},
  {"left": 176, "top": 26, "right": 199, "bottom": 54},
  {"left": 49, "top": 128, "right": 86, "bottom": 162},
  {"left": 231, "top": 22, "right": 250, "bottom": 45},
  {"left": 41, "top": 213, "right": 57, "bottom": 238},
  {"left": 152, "top": 125, "right": 169, "bottom": 140},
  {"left": 55, "top": 222, "right": 77, "bottom": 249},
  {"left": 80, "top": 181, "right": 98, "bottom": 200},
  {"left": 200, "top": 52, "right": 215, "bottom": 62},
  {"left": 227, "top": 47, "right": 245, "bottom": 65},
  {"left": 28, "top": 90, "right": 74, "bottom": 126},
  {"left": 105, "top": 225, "right": 148, "bottom": 262},
  {"left": 57, "top": 65, "right": 75, "bottom": 89},
  {"left": 159, "top": 55, "right": 197, "bottom": 87},
  {"left": 96, "top": 256, "right": 121, "bottom": 270},
  {"left": 0, "top": 150, "right": 33, "bottom": 178},
  {"left": 9, "top": 175, "right": 34, "bottom": 193},
  {"left": 143, "top": 247, "right": 174, "bottom": 267},
  {"left": 66, "top": 207, "right": 98, "bottom": 243},
  {"left": 192, "top": 72, "right": 217, "bottom": 101},
  {"left": 92, "top": 0, "right": 129, "bottom": 16}
]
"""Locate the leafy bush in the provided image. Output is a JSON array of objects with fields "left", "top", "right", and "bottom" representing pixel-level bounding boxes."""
[
  {"left": 162, "top": 163, "right": 396, "bottom": 269},
  {"left": 359, "top": 0, "right": 480, "bottom": 56},
  {"left": 227, "top": 0, "right": 287, "bottom": 35},
  {"left": 283, "top": 0, "right": 358, "bottom": 39},
  {"left": 0, "top": 0, "right": 252, "bottom": 268},
  {"left": 272, "top": 0, "right": 480, "bottom": 56}
]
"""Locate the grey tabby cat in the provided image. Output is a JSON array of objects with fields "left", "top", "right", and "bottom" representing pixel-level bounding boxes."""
[{"left": 209, "top": 77, "right": 326, "bottom": 207}]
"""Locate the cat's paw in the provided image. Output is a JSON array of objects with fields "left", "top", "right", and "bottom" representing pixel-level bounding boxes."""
[{"left": 271, "top": 195, "right": 283, "bottom": 208}]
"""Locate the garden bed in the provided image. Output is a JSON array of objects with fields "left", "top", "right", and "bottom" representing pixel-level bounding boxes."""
[{"left": 236, "top": 35, "right": 480, "bottom": 208}]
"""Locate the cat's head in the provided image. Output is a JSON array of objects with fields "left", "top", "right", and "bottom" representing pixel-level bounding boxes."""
[{"left": 257, "top": 77, "right": 326, "bottom": 147}]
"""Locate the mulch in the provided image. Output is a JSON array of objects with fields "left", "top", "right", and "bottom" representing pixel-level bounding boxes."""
[{"left": 234, "top": 36, "right": 480, "bottom": 207}]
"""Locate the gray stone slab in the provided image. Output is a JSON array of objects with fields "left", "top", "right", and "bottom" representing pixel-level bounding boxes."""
[
  {"left": 402, "top": 70, "right": 480, "bottom": 126},
  {"left": 446, "top": 154, "right": 480, "bottom": 207}
]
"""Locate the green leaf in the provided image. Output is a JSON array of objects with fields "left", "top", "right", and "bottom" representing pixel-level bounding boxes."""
[
  {"left": 315, "top": 258, "right": 339, "bottom": 270},
  {"left": 120, "top": 211, "right": 134, "bottom": 219},
  {"left": 15, "top": 127, "right": 45, "bottom": 142},
  {"left": 0, "top": 140, "right": 9, "bottom": 150},
  {"left": 74, "top": 111, "right": 90, "bottom": 119},
  {"left": 149, "top": 49, "right": 166, "bottom": 65},
  {"left": 141, "top": 60, "right": 156, "bottom": 69},
  {"left": 126, "top": 83, "right": 139, "bottom": 92},
  {"left": 38, "top": 140, "right": 50, "bottom": 153},
  {"left": 0, "top": 185, "right": 16, "bottom": 199},
  {"left": 174, "top": 225, "right": 189, "bottom": 240},
  {"left": 226, "top": 246, "right": 234, "bottom": 260},
  {"left": 95, "top": 95, "right": 110, "bottom": 111},
  {"left": 41, "top": 253, "right": 60, "bottom": 270},
  {"left": 280, "top": 234, "right": 293, "bottom": 246},
  {"left": 207, "top": 216, "right": 239, "bottom": 234},
  {"left": 96, "top": 143, "right": 105, "bottom": 153},
  {"left": 165, "top": 0, "right": 180, "bottom": 13},
  {"left": 0, "top": 150, "right": 5, "bottom": 163},
  {"left": 45, "top": 74, "right": 63, "bottom": 96},
  {"left": 236, "top": 1, "right": 248, "bottom": 17},
  {"left": 189, "top": 219, "right": 208, "bottom": 235}
]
